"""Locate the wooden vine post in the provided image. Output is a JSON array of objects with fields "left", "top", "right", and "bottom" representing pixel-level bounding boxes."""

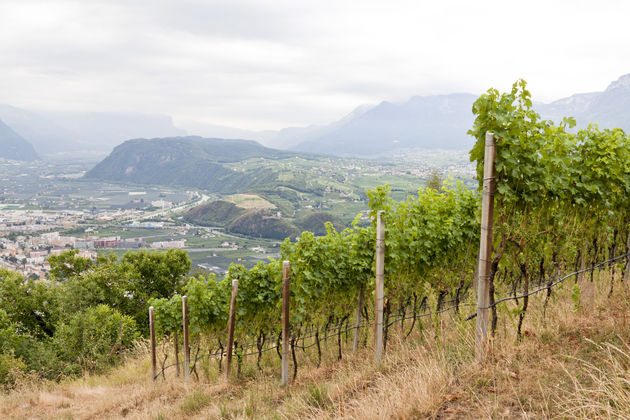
[
  {"left": 149, "top": 306, "right": 156, "bottom": 386},
  {"left": 281, "top": 260, "right": 291, "bottom": 387},
  {"left": 174, "top": 330, "right": 180, "bottom": 377},
  {"left": 374, "top": 210, "right": 385, "bottom": 362},
  {"left": 475, "top": 132, "right": 496, "bottom": 362},
  {"left": 624, "top": 230, "right": 630, "bottom": 284},
  {"left": 352, "top": 285, "right": 365, "bottom": 352},
  {"left": 225, "top": 279, "right": 239, "bottom": 379},
  {"left": 182, "top": 295, "right": 190, "bottom": 383}
]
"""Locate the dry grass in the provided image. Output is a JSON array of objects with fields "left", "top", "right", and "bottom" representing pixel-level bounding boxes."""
[
  {"left": 2, "top": 272, "right": 630, "bottom": 419},
  {"left": 223, "top": 194, "right": 276, "bottom": 210}
]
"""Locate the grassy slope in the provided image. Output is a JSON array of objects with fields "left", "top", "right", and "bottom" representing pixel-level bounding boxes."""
[{"left": 2, "top": 273, "right": 630, "bottom": 419}]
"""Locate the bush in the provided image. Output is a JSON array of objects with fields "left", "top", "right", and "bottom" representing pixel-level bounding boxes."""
[
  {"left": 0, "top": 352, "right": 27, "bottom": 390},
  {"left": 54, "top": 305, "right": 139, "bottom": 374}
]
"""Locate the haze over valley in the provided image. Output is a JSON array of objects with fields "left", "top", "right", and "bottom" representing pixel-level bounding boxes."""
[{"left": 3, "top": 73, "right": 630, "bottom": 161}]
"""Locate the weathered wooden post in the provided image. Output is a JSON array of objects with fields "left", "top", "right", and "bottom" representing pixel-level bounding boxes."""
[
  {"left": 182, "top": 295, "right": 190, "bottom": 383},
  {"left": 281, "top": 260, "right": 291, "bottom": 387},
  {"left": 374, "top": 210, "right": 385, "bottom": 362},
  {"left": 174, "top": 330, "right": 180, "bottom": 377},
  {"left": 149, "top": 306, "right": 156, "bottom": 386},
  {"left": 475, "top": 132, "right": 496, "bottom": 362},
  {"left": 225, "top": 279, "right": 239, "bottom": 379},
  {"left": 624, "top": 230, "right": 630, "bottom": 284},
  {"left": 352, "top": 285, "right": 365, "bottom": 353}
]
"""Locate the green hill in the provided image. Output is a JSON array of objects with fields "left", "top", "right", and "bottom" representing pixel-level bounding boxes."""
[
  {"left": 183, "top": 200, "right": 246, "bottom": 226},
  {"left": 295, "top": 211, "right": 345, "bottom": 235},
  {"left": 84, "top": 136, "right": 309, "bottom": 193},
  {"left": 0, "top": 119, "right": 38, "bottom": 161},
  {"left": 184, "top": 200, "right": 300, "bottom": 240},
  {"left": 228, "top": 210, "right": 300, "bottom": 240}
]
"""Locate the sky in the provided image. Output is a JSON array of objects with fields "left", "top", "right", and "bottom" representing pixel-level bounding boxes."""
[{"left": 1, "top": 0, "right": 630, "bottom": 131}]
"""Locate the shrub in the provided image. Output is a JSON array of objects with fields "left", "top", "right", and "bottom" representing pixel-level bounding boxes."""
[
  {"left": 54, "top": 305, "right": 139, "bottom": 374},
  {"left": 0, "top": 352, "right": 27, "bottom": 390}
]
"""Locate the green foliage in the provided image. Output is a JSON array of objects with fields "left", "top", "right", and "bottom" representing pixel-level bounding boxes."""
[
  {"left": 0, "top": 351, "right": 26, "bottom": 389},
  {"left": 53, "top": 305, "right": 139, "bottom": 374},
  {"left": 48, "top": 249, "right": 93, "bottom": 281},
  {"left": 122, "top": 249, "right": 190, "bottom": 301},
  {"left": 426, "top": 169, "right": 443, "bottom": 191},
  {"left": 0, "top": 268, "right": 59, "bottom": 339},
  {"left": 468, "top": 79, "right": 630, "bottom": 211},
  {"left": 0, "top": 249, "right": 191, "bottom": 382},
  {"left": 468, "top": 79, "right": 630, "bottom": 337}
]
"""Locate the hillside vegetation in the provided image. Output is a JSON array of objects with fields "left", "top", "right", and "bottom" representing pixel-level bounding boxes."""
[
  {"left": 84, "top": 136, "right": 307, "bottom": 193},
  {"left": 184, "top": 199, "right": 343, "bottom": 239},
  {"left": 3, "top": 79, "right": 630, "bottom": 419},
  {"left": 1, "top": 273, "right": 628, "bottom": 419}
]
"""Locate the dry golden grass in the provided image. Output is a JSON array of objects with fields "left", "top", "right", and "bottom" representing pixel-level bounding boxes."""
[{"left": 2, "top": 272, "right": 630, "bottom": 419}]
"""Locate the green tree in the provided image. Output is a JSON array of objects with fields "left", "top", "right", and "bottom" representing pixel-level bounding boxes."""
[
  {"left": 48, "top": 249, "right": 93, "bottom": 281},
  {"left": 426, "top": 169, "right": 443, "bottom": 191}
]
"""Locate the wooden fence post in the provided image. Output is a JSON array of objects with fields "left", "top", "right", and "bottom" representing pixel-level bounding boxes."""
[
  {"left": 174, "top": 330, "right": 180, "bottom": 377},
  {"left": 182, "top": 295, "right": 190, "bottom": 383},
  {"left": 281, "top": 260, "right": 291, "bottom": 387},
  {"left": 352, "top": 285, "right": 365, "bottom": 352},
  {"left": 149, "top": 306, "right": 156, "bottom": 386},
  {"left": 624, "top": 230, "right": 630, "bottom": 284},
  {"left": 226, "top": 279, "right": 239, "bottom": 379},
  {"left": 374, "top": 210, "right": 385, "bottom": 362},
  {"left": 475, "top": 132, "right": 496, "bottom": 362}
]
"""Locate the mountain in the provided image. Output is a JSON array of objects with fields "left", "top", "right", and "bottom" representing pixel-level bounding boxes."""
[
  {"left": 0, "top": 119, "right": 39, "bottom": 161},
  {"left": 176, "top": 120, "right": 276, "bottom": 145},
  {"left": 84, "top": 136, "right": 307, "bottom": 193},
  {"left": 0, "top": 105, "right": 187, "bottom": 156},
  {"left": 538, "top": 74, "right": 630, "bottom": 132},
  {"left": 37, "top": 110, "right": 187, "bottom": 153},
  {"left": 268, "top": 104, "right": 374, "bottom": 149},
  {"left": 292, "top": 94, "right": 477, "bottom": 156},
  {"left": 0, "top": 105, "right": 83, "bottom": 155}
]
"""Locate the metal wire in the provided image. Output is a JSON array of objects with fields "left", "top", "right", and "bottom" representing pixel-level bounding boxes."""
[{"left": 152, "top": 251, "right": 630, "bottom": 379}]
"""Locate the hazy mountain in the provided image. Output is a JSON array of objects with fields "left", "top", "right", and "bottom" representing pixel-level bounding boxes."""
[
  {"left": 176, "top": 120, "right": 276, "bottom": 145},
  {"left": 8, "top": 73, "right": 630, "bottom": 159},
  {"left": 0, "top": 118, "right": 39, "bottom": 161},
  {"left": 0, "top": 105, "right": 187, "bottom": 156},
  {"left": 176, "top": 105, "right": 374, "bottom": 149},
  {"left": 38, "top": 110, "right": 187, "bottom": 152},
  {"left": 84, "top": 136, "right": 306, "bottom": 193},
  {"left": 538, "top": 73, "right": 630, "bottom": 132},
  {"left": 292, "top": 94, "right": 477, "bottom": 156},
  {"left": 269, "top": 104, "right": 374, "bottom": 149},
  {"left": 0, "top": 105, "right": 83, "bottom": 155}
]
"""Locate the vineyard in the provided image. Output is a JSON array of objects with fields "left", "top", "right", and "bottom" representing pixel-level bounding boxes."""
[{"left": 148, "top": 80, "right": 630, "bottom": 386}]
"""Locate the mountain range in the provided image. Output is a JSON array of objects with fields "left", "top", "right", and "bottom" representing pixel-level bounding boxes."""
[
  {"left": 0, "top": 118, "right": 38, "bottom": 161},
  {"left": 3, "top": 73, "right": 630, "bottom": 161}
]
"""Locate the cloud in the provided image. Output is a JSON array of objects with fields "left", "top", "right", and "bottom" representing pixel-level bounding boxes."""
[{"left": 1, "top": 0, "right": 630, "bottom": 130}]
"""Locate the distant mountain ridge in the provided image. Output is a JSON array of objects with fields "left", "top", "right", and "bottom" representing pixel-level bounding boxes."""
[
  {"left": 6, "top": 73, "right": 630, "bottom": 159},
  {"left": 0, "top": 105, "right": 186, "bottom": 156},
  {"left": 0, "top": 118, "right": 38, "bottom": 161},
  {"left": 292, "top": 94, "right": 477, "bottom": 155},
  {"left": 538, "top": 73, "right": 630, "bottom": 132}
]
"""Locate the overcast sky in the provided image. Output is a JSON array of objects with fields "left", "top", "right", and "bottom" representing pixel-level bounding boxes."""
[{"left": 1, "top": 0, "right": 629, "bottom": 130}]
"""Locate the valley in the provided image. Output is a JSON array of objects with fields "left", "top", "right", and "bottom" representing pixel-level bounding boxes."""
[{"left": 0, "top": 147, "right": 475, "bottom": 278}]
